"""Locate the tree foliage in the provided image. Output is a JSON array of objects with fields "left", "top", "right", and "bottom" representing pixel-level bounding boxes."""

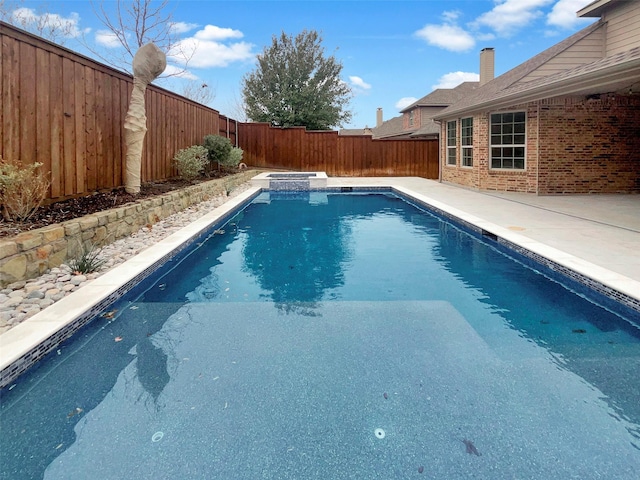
[{"left": 241, "top": 30, "right": 352, "bottom": 130}]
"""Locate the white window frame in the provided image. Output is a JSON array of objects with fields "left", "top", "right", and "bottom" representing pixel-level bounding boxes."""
[
  {"left": 490, "top": 111, "right": 526, "bottom": 170},
  {"left": 461, "top": 117, "right": 473, "bottom": 167},
  {"left": 446, "top": 120, "right": 457, "bottom": 166}
]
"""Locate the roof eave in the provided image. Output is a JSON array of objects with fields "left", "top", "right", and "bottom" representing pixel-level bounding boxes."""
[
  {"left": 435, "top": 59, "right": 640, "bottom": 119},
  {"left": 577, "top": 0, "right": 613, "bottom": 18}
]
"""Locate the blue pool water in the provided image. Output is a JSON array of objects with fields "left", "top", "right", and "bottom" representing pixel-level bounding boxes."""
[{"left": 1, "top": 191, "right": 639, "bottom": 479}]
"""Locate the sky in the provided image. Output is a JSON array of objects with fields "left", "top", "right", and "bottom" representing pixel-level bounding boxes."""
[{"left": 3, "top": 0, "right": 597, "bottom": 129}]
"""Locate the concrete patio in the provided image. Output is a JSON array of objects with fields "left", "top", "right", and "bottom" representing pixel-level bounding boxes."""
[{"left": 328, "top": 177, "right": 640, "bottom": 303}]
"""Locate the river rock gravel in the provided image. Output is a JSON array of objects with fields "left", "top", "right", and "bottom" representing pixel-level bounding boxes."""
[{"left": 0, "top": 183, "right": 252, "bottom": 335}]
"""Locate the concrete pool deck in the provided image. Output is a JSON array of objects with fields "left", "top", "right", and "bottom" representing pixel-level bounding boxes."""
[
  {"left": 1, "top": 176, "right": 639, "bottom": 388},
  {"left": 329, "top": 177, "right": 640, "bottom": 301}
]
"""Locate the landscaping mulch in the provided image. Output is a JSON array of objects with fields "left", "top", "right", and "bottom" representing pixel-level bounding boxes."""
[{"left": 0, "top": 173, "right": 231, "bottom": 238}]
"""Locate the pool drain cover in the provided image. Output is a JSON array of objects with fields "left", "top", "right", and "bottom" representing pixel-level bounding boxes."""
[{"left": 374, "top": 428, "right": 385, "bottom": 439}]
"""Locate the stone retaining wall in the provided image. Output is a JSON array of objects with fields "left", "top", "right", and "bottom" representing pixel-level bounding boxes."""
[{"left": 0, "top": 171, "right": 258, "bottom": 287}]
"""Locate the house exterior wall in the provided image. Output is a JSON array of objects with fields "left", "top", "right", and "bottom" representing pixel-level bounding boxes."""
[
  {"left": 441, "top": 103, "right": 539, "bottom": 193},
  {"left": 537, "top": 95, "right": 640, "bottom": 194},
  {"left": 403, "top": 109, "right": 420, "bottom": 129},
  {"left": 603, "top": 1, "right": 640, "bottom": 55},
  {"left": 440, "top": 95, "right": 640, "bottom": 194},
  {"left": 519, "top": 26, "right": 605, "bottom": 83}
]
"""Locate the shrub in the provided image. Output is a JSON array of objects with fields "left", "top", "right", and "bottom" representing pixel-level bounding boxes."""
[
  {"left": 224, "top": 147, "right": 244, "bottom": 169},
  {"left": 68, "top": 241, "right": 106, "bottom": 274},
  {"left": 203, "top": 134, "right": 232, "bottom": 171},
  {"left": 0, "top": 156, "right": 50, "bottom": 221},
  {"left": 172, "top": 145, "right": 208, "bottom": 181}
]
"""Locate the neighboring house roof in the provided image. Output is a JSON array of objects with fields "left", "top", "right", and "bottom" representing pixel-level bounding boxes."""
[
  {"left": 339, "top": 128, "right": 372, "bottom": 136},
  {"left": 372, "top": 82, "right": 480, "bottom": 139},
  {"left": 372, "top": 116, "right": 407, "bottom": 139},
  {"left": 436, "top": 19, "right": 640, "bottom": 118},
  {"left": 400, "top": 82, "right": 479, "bottom": 111},
  {"left": 409, "top": 121, "right": 441, "bottom": 138}
]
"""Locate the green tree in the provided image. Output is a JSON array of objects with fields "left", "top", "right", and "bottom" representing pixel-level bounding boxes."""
[{"left": 241, "top": 30, "right": 352, "bottom": 130}]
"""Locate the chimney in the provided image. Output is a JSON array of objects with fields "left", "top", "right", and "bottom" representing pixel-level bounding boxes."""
[
  {"left": 376, "top": 107, "right": 383, "bottom": 127},
  {"left": 480, "top": 48, "right": 495, "bottom": 86}
]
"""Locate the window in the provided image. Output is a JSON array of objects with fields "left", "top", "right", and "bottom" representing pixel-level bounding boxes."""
[
  {"left": 409, "top": 110, "right": 414, "bottom": 127},
  {"left": 446, "top": 120, "right": 457, "bottom": 165},
  {"left": 461, "top": 117, "right": 473, "bottom": 167},
  {"left": 490, "top": 112, "right": 526, "bottom": 169}
]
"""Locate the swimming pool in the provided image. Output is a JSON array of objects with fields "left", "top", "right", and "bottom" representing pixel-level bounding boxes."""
[{"left": 1, "top": 190, "right": 639, "bottom": 478}]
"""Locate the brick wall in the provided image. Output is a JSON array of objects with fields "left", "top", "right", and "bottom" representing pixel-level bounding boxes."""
[
  {"left": 537, "top": 95, "right": 640, "bottom": 194},
  {"left": 440, "top": 95, "right": 640, "bottom": 194}
]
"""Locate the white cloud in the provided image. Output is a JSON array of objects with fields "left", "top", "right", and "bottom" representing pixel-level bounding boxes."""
[
  {"left": 170, "top": 38, "right": 254, "bottom": 68},
  {"left": 432, "top": 71, "right": 480, "bottom": 90},
  {"left": 194, "top": 25, "right": 244, "bottom": 41},
  {"left": 414, "top": 23, "right": 475, "bottom": 52},
  {"left": 547, "top": 0, "right": 594, "bottom": 29},
  {"left": 396, "top": 97, "right": 418, "bottom": 110},
  {"left": 169, "top": 25, "right": 253, "bottom": 68},
  {"left": 170, "top": 22, "right": 199, "bottom": 34},
  {"left": 10, "top": 8, "right": 89, "bottom": 38},
  {"left": 95, "top": 29, "right": 122, "bottom": 48},
  {"left": 442, "top": 10, "right": 462, "bottom": 23},
  {"left": 474, "top": 0, "right": 554, "bottom": 37},
  {"left": 163, "top": 64, "right": 199, "bottom": 80},
  {"left": 349, "top": 76, "right": 372, "bottom": 90}
]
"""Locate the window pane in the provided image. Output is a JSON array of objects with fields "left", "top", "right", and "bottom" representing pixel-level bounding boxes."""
[
  {"left": 447, "top": 148, "right": 456, "bottom": 165},
  {"left": 515, "top": 147, "right": 525, "bottom": 158},
  {"left": 502, "top": 135, "right": 513, "bottom": 144},
  {"left": 514, "top": 123, "right": 525, "bottom": 134},
  {"left": 491, "top": 124, "right": 502, "bottom": 134},
  {"left": 514, "top": 158, "right": 525, "bottom": 169},
  {"left": 491, "top": 135, "right": 501, "bottom": 144},
  {"left": 491, "top": 158, "right": 502, "bottom": 168},
  {"left": 514, "top": 112, "right": 526, "bottom": 122},
  {"left": 503, "top": 113, "right": 513, "bottom": 123},
  {"left": 491, "top": 114, "right": 501, "bottom": 123},
  {"left": 514, "top": 134, "right": 525, "bottom": 144},
  {"left": 503, "top": 158, "right": 513, "bottom": 168}
]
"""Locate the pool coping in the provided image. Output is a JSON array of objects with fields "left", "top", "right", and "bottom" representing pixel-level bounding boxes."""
[{"left": 1, "top": 181, "right": 639, "bottom": 389}]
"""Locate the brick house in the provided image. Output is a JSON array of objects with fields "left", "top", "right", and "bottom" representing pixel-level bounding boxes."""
[
  {"left": 375, "top": 82, "right": 479, "bottom": 140},
  {"left": 340, "top": 82, "right": 478, "bottom": 139},
  {"left": 434, "top": 0, "right": 640, "bottom": 194}
]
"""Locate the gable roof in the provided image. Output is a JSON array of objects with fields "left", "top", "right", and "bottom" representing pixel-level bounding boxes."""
[
  {"left": 400, "top": 82, "right": 479, "bottom": 112},
  {"left": 372, "top": 115, "right": 406, "bottom": 139},
  {"left": 435, "top": 21, "right": 610, "bottom": 118}
]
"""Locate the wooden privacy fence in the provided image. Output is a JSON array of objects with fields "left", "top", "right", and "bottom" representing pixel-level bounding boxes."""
[
  {"left": 0, "top": 21, "right": 236, "bottom": 201},
  {"left": 238, "top": 123, "right": 439, "bottom": 178}
]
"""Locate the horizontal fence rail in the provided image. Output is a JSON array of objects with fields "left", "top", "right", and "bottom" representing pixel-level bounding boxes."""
[
  {"left": 238, "top": 123, "right": 439, "bottom": 178},
  {"left": 0, "top": 21, "right": 236, "bottom": 200}
]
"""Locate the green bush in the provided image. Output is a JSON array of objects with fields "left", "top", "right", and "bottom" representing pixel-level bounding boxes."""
[
  {"left": 225, "top": 147, "right": 244, "bottom": 169},
  {"left": 0, "top": 156, "right": 50, "bottom": 221},
  {"left": 203, "top": 134, "right": 233, "bottom": 170},
  {"left": 172, "top": 145, "right": 208, "bottom": 181},
  {"left": 68, "top": 241, "right": 106, "bottom": 274}
]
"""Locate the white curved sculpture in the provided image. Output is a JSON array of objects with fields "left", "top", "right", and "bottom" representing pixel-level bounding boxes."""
[{"left": 124, "top": 43, "right": 166, "bottom": 194}]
